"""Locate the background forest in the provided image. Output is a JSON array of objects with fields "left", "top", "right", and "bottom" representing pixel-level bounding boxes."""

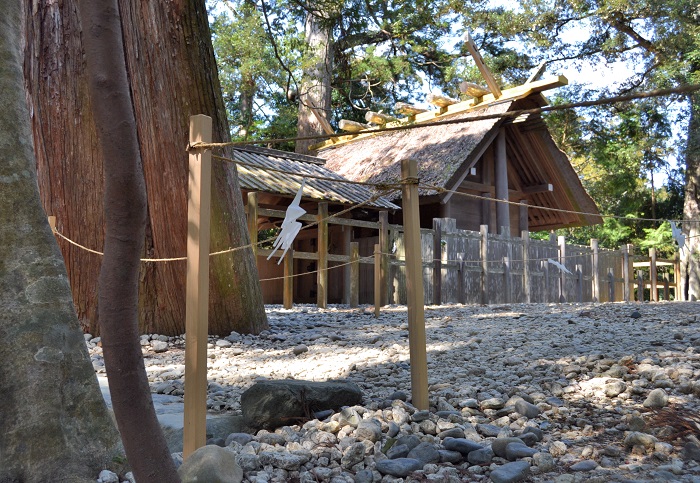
[{"left": 207, "top": 0, "right": 699, "bottom": 257}]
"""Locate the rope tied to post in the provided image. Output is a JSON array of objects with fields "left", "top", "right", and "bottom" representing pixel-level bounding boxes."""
[{"left": 401, "top": 176, "right": 420, "bottom": 186}]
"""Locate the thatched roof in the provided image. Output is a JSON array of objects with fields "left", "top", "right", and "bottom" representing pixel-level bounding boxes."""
[
  {"left": 233, "top": 146, "right": 398, "bottom": 210},
  {"left": 316, "top": 91, "right": 602, "bottom": 230}
]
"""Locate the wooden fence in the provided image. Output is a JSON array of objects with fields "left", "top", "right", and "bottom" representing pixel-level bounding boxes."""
[{"left": 247, "top": 198, "right": 682, "bottom": 307}]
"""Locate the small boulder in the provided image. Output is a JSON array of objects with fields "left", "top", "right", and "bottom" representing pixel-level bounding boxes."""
[
  {"left": 489, "top": 461, "right": 530, "bottom": 483},
  {"left": 178, "top": 445, "right": 243, "bottom": 483}
]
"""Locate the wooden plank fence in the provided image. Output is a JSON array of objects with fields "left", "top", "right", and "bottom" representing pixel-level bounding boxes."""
[{"left": 246, "top": 197, "right": 683, "bottom": 307}]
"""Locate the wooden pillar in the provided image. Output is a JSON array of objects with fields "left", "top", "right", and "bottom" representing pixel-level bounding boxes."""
[
  {"left": 389, "top": 227, "right": 397, "bottom": 304},
  {"left": 495, "top": 129, "right": 509, "bottom": 233},
  {"left": 663, "top": 272, "right": 670, "bottom": 300},
  {"left": 432, "top": 218, "right": 443, "bottom": 305},
  {"left": 481, "top": 192, "right": 491, "bottom": 232},
  {"left": 379, "top": 211, "right": 389, "bottom": 306},
  {"left": 342, "top": 226, "right": 352, "bottom": 305},
  {"left": 400, "top": 158, "right": 429, "bottom": 410},
  {"left": 522, "top": 230, "right": 530, "bottom": 304},
  {"left": 558, "top": 235, "right": 567, "bottom": 303},
  {"left": 622, "top": 244, "right": 631, "bottom": 302},
  {"left": 317, "top": 202, "right": 328, "bottom": 309},
  {"left": 184, "top": 115, "right": 212, "bottom": 457},
  {"left": 247, "top": 191, "right": 258, "bottom": 258},
  {"left": 283, "top": 249, "right": 294, "bottom": 309},
  {"left": 591, "top": 239, "right": 599, "bottom": 302},
  {"left": 519, "top": 200, "right": 528, "bottom": 234},
  {"left": 457, "top": 255, "right": 465, "bottom": 304},
  {"left": 543, "top": 260, "right": 550, "bottom": 303},
  {"left": 576, "top": 264, "right": 583, "bottom": 302},
  {"left": 349, "top": 242, "right": 359, "bottom": 308},
  {"left": 674, "top": 254, "right": 683, "bottom": 301},
  {"left": 608, "top": 268, "right": 616, "bottom": 302},
  {"left": 503, "top": 226, "right": 512, "bottom": 303},
  {"left": 650, "top": 248, "right": 658, "bottom": 302},
  {"left": 637, "top": 270, "right": 644, "bottom": 302},
  {"left": 374, "top": 243, "right": 381, "bottom": 318},
  {"left": 480, "top": 224, "right": 489, "bottom": 305}
]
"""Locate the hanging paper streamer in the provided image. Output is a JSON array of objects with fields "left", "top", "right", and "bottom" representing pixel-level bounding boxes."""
[
  {"left": 670, "top": 221, "right": 685, "bottom": 251},
  {"left": 268, "top": 179, "right": 306, "bottom": 265},
  {"left": 547, "top": 259, "right": 572, "bottom": 275}
]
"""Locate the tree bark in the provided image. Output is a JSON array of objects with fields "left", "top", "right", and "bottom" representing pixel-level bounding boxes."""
[
  {"left": 25, "top": 0, "right": 268, "bottom": 336},
  {"left": 0, "top": 2, "right": 121, "bottom": 481},
  {"left": 77, "top": 2, "right": 180, "bottom": 481},
  {"left": 296, "top": 11, "right": 334, "bottom": 154},
  {"left": 682, "top": 91, "right": 700, "bottom": 301}
]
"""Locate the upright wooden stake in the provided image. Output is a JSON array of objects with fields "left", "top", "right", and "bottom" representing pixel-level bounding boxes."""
[
  {"left": 401, "top": 158, "right": 429, "bottom": 410},
  {"left": 637, "top": 270, "right": 644, "bottom": 302},
  {"left": 350, "top": 242, "right": 359, "bottom": 308},
  {"left": 650, "top": 248, "right": 658, "bottom": 302},
  {"left": 480, "top": 225, "right": 489, "bottom": 305},
  {"left": 522, "top": 230, "right": 531, "bottom": 304},
  {"left": 374, "top": 243, "right": 381, "bottom": 318},
  {"left": 283, "top": 250, "right": 294, "bottom": 309},
  {"left": 543, "top": 260, "right": 550, "bottom": 303},
  {"left": 622, "top": 245, "right": 630, "bottom": 302},
  {"left": 432, "top": 218, "right": 443, "bottom": 305},
  {"left": 379, "top": 211, "right": 389, "bottom": 306},
  {"left": 608, "top": 269, "right": 616, "bottom": 302},
  {"left": 558, "top": 235, "right": 567, "bottom": 303},
  {"left": 591, "top": 239, "right": 599, "bottom": 303},
  {"left": 495, "top": 130, "right": 509, "bottom": 233},
  {"left": 184, "top": 115, "right": 212, "bottom": 458},
  {"left": 317, "top": 202, "right": 328, "bottom": 309}
]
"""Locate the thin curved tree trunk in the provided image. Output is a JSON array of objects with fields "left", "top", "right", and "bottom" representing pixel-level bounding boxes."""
[
  {"left": 682, "top": 91, "right": 700, "bottom": 301},
  {"left": 78, "top": 1, "right": 180, "bottom": 480},
  {"left": 25, "top": 0, "right": 268, "bottom": 336},
  {"left": 0, "top": 1, "right": 121, "bottom": 480}
]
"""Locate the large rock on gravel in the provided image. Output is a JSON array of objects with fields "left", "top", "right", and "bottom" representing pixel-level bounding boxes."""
[
  {"left": 241, "top": 379, "right": 363, "bottom": 429},
  {"left": 178, "top": 445, "right": 243, "bottom": 483}
]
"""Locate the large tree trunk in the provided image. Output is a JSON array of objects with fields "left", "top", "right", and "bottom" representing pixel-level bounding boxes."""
[
  {"left": 296, "top": 11, "right": 334, "bottom": 154},
  {"left": 78, "top": 2, "right": 180, "bottom": 480},
  {"left": 682, "top": 91, "right": 700, "bottom": 301},
  {"left": 25, "top": 0, "right": 268, "bottom": 336},
  {"left": 0, "top": 1, "right": 122, "bottom": 481}
]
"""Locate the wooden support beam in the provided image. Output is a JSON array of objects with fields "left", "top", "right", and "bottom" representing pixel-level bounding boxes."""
[
  {"left": 365, "top": 111, "right": 397, "bottom": 125},
  {"left": 374, "top": 243, "right": 381, "bottom": 318},
  {"left": 526, "top": 61, "right": 547, "bottom": 83},
  {"left": 184, "top": 114, "right": 212, "bottom": 458},
  {"left": 558, "top": 235, "right": 567, "bottom": 303},
  {"left": 521, "top": 183, "right": 553, "bottom": 195},
  {"left": 495, "top": 129, "right": 509, "bottom": 233},
  {"left": 311, "top": 107, "right": 335, "bottom": 135},
  {"left": 432, "top": 218, "right": 443, "bottom": 305},
  {"left": 622, "top": 244, "right": 631, "bottom": 302},
  {"left": 522, "top": 230, "right": 531, "bottom": 304},
  {"left": 480, "top": 224, "right": 489, "bottom": 304},
  {"left": 317, "top": 202, "right": 329, "bottom": 309},
  {"left": 400, "top": 158, "right": 429, "bottom": 410},
  {"left": 339, "top": 119, "right": 370, "bottom": 132},
  {"left": 591, "top": 239, "right": 600, "bottom": 303},
  {"left": 343, "top": 226, "right": 352, "bottom": 305},
  {"left": 464, "top": 31, "right": 502, "bottom": 98},
  {"left": 379, "top": 211, "right": 389, "bottom": 306},
  {"left": 650, "top": 248, "right": 658, "bottom": 302}
]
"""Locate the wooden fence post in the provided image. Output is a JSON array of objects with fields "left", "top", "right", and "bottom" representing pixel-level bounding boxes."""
[
  {"left": 664, "top": 272, "right": 670, "bottom": 300},
  {"left": 379, "top": 211, "right": 389, "bottom": 306},
  {"left": 400, "top": 158, "right": 429, "bottom": 410},
  {"left": 480, "top": 224, "right": 489, "bottom": 305},
  {"left": 374, "top": 243, "right": 381, "bottom": 318},
  {"left": 457, "top": 255, "right": 465, "bottom": 304},
  {"left": 591, "top": 239, "right": 599, "bottom": 302},
  {"left": 432, "top": 218, "right": 443, "bottom": 305},
  {"left": 674, "top": 254, "right": 682, "bottom": 301},
  {"left": 283, "top": 249, "right": 294, "bottom": 309},
  {"left": 608, "top": 268, "right": 615, "bottom": 302},
  {"left": 504, "top": 227, "right": 512, "bottom": 303},
  {"left": 317, "top": 202, "right": 328, "bottom": 309},
  {"left": 558, "top": 235, "right": 567, "bottom": 303},
  {"left": 522, "top": 230, "right": 531, "bottom": 304},
  {"left": 576, "top": 264, "right": 583, "bottom": 302},
  {"left": 622, "top": 244, "right": 630, "bottom": 302},
  {"left": 637, "top": 270, "right": 644, "bottom": 302},
  {"left": 543, "top": 260, "right": 550, "bottom": 303},
  {"left": 349, "top": 242, "right": 359, "bottom": 308},
  {"left": 247, "top": 192, "right": 258, "bottom": 258},
  {"left": 184, "top": 115, "right": 212, "bottom": 458},
  {"left": 650, "top": 248, "right": 658, "bottom": 302}
]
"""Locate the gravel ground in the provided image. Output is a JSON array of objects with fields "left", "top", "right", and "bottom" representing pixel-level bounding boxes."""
[{"left": 91, "top": 301, "right": 700, "bottom": 482}]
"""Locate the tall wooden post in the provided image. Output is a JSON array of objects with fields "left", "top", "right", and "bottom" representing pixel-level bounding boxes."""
[
  {"left": 503, "top": 227, "right": 512, "bottom": 303},
  {"left": 495, "top": 130, "right": 509, "bottom": 233},
  {"left": 349, "top": 242, "right": 359, "bottom": 307},
  {"left": 247, "top": 192, "right": 258, "bottom": 258},
  {"left": 283, "top": 249, "right": 294, "bottom": 309},
  {"left": 400, "top": 158, "right": 429, "bottom": 410},
  {"left": 184, "top": 115, "right": 212, "bottom": 458},
  {"left": 317, "top": 202, "right": 328, "bottom": 309},
  {"left": 519, "top": 200, "right": 528, "bottom": 234},
  {"left": 608, "top": 268, "right": 616, "bottom": 302},
  {"left": 674, "top": 254, "right": 682, "bottom": 301},
  {"left": 622, "top": 244, "right": 630, "bottom": 302},
  {"left": 576, "top": 264, "right": 583, "bottom": 302},
  {"left": 650, "top": 248, "right": 658, "bottom": 302},
  {"left": 374, "top": 243, "right": 381, "bottom": 318},
  {"left": 480, "top": 224, "right": 489, "bottom": 305},
  {"left": 522, "top": 230, "right": 531, "bottom": 304},
  {"left": 379, "top": 211, "right": 389, "bottom": 306},
  {"left": 637, "top": 270, "right": 644, "bottom": 302},
  {"left": 558, "top": 235, "right": 567, "bottom": 303},
  {"left": 342, "top": 226, "right": 352, "bottom": 304},
  {"left": 432, "top": 218, "right": 443, "bottom": 305},
  {"left": 591, "top": 239, "right": 599, "bottom": 302}
]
